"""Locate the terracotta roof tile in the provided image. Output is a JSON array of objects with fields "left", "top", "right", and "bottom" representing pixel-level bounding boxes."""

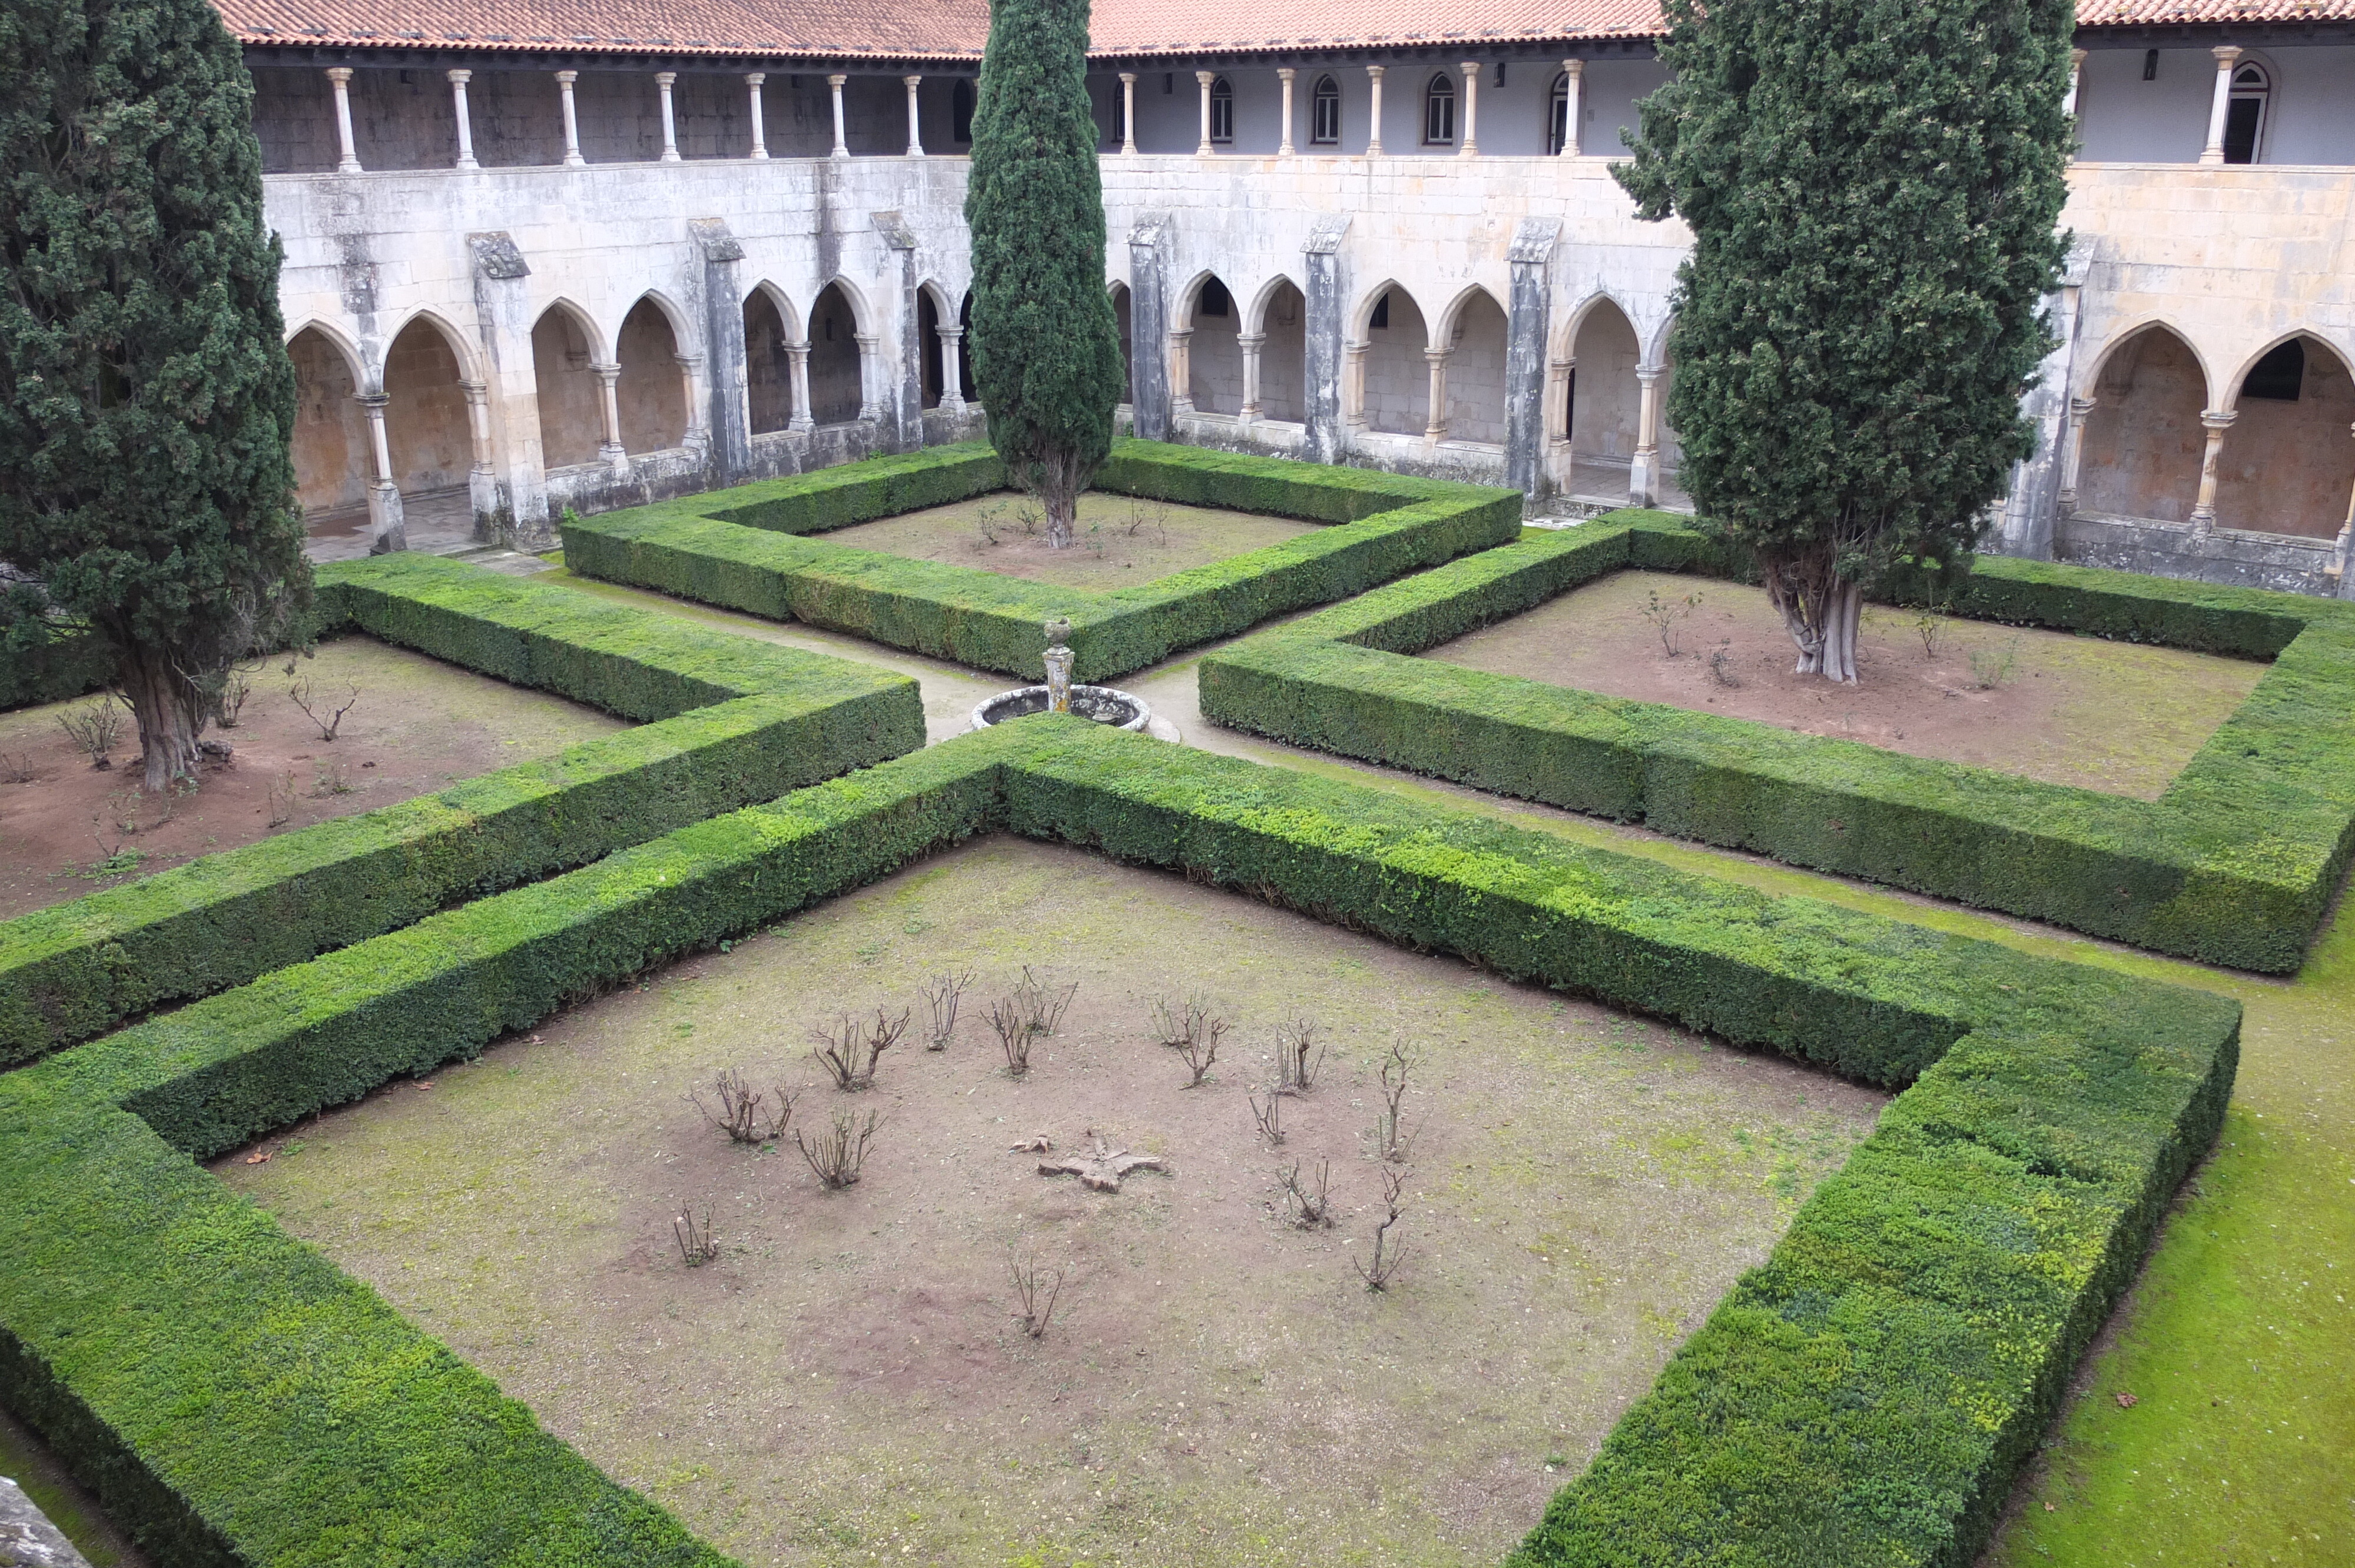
[{"left": 214, "top": 0, "right": 2355, "bottom": 63}]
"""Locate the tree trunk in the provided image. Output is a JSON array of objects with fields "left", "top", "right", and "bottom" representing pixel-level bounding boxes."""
[
  {"left": 116, "top": 644, "right": 211, "bottom": 793},
  {"left": 1763, "top": 560, "right": 1862, "bottom": 685},
  {"left": 1037, "top": 448, "right": 1083, "bottom": 549}
]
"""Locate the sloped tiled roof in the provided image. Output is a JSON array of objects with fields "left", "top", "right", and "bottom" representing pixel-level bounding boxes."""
[{"left": 216, "top": 0, "right": 2355, "bottom": 62}]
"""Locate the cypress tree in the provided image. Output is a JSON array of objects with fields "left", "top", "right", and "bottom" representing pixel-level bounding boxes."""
[
  {"left": 1617, "top": 0, "right": 2072, "bottom": 682},
  {"left": 0, "top": 0, "right": 309, "bottom": 789},
  {"left": 964, "top": 0, "right": 1127, "bottom": 549}
]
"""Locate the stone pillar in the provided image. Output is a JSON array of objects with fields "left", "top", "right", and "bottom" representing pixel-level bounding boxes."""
[
  {"left": 1365, "top": 66, "right": 1385, "bottom": 155},
  {"left": 1237, "top": 332, "right": 1266, "bottom": 422},
  {"left": 1126, "top": 211, "right": 1175, "bottom": 440},
  {"left": 1168, "top": 328, "right": 1195, "bottom": 416},
  {"left": 1504, "top": 215, "right": 1560, "bottom": 506},
  {"left": 1545, "top": 357, "right": 1573, "bottom": 449},
  {"left": 1423, "top": 348, "right": 1451, "bottom": 441},
  {"left": 1342, "top": 340, "right": 1369, "bottom": 434},
  {"left": 1301, "top": 213, "right": 1349, "bottom": 463},
  {"left": 326, "top": 68, "right": 361, "bottom": 173},
  {"left": 875, "top": 208, "right": 924, "bottom": 451},
  {"left": 675, "top": 353, "right": 708, "bottom": 457},
  {"left": 1458, "top": 62, "right": 1480, "bottom": 156},
  {"left": 2063, "top": 48, "right": 2087, "bottom": 120},
  {"left": 464, "top": 231, "right": 546, "bottom": 544},
  {"left": 904, "top": 75, "right": 925, "bottom": 156},
  {"left": 448, "top": 71, "right": 479, "bottom": 170},
  {"left": 2057, "top": 396, "right": 2095, "bottom": 511},
  {"left": 1628, "top": 368, "right": 1664, "bottom": 506},
  {"left": 1278, "top": 69, "right": 1296, "bottom": 157},
  {"left": 1120, "top": 73, "right": 1139, "bottom": 154},
  {"left": 854, "top": 333, "right": 884, "bottom": 421},
  {"left": 2200, "top": 46, "right": 2243, "bottom": 166},
  {"left": 786, "top": 343, "right": 815, "bottom": 432},
  {"left": 747, "top": 74, "right": 769, "bottom": 159},
  {"left": 2188, "top": 408, "right": 2234, "bottom": 533},
  {"left": 1560, "top": 60, "right": 1583, "bottom": 155},
  {"left": 690, "top": 217, "right": 749, "bottom": 481},
  {"left": 828, "top": 74, "right": 850, "bottom": 158},
  {"left": 356, "top": 393, "right": 405, "bottom": 552},
  {"left": 592, "top": 363, "right": 630, "bottom": 477},
  {"left": 655, "top": 72, "right": 681, "bottom": 162},
  {"left": 938, "top": 325, "right": 966, "bottom": 412},
  {"left": 1196, "top": 72, "right": 1215, "bottom": 156},
  {"left": 459, "top": 378, "right": 499, "bottom": 534},
  {"left": 556, "top": 72, "right": 586, "bottom": 166}
]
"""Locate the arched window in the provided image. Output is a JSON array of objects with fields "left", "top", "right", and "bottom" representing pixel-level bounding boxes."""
[
  {"left": 1423, "top": 73, "right": 1455, "bottom": 145},
  {"left": 951, "top": 78, "right": 976, "bottom": 144},
  {"left": 1210, "top": 75, "right": 1235, "bottom": 143},
  {"left": 1311, "top": 75, "right": 1341, "bottom": 145},
  {"left": 2223, "top": 61, "right": 2270, "bottom": 165},
  {"left": 1548, "top": 72, "right": 1572, "bottom": 154}
]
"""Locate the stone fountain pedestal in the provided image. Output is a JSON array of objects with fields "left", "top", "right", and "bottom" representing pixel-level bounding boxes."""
[{"left": 968, "top": 616, "right": 1178, "bottom": 740}]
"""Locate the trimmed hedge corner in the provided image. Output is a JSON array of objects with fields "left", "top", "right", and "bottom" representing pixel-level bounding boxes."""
[
  {"left": 558, "top": 439, "right": 1522, "bottom": 681},
  {"left": 0, "top": 722, "right": 2236, "bottom": 1568},
  {"left": 0, "top": 554, "right": 923, "bottom": 1063},
  {"left": 1199, "top": 515, "right": 2355, "bottom": 972}
]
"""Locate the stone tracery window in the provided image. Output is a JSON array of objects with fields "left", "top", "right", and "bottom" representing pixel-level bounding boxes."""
[
  {"left": 1311, "top": 74, "right": 1341, "bottom": 145},
  {"left": 1210, "top": 75, "right": 1234, "bottom": 144},
  {"left": 1423, "top": 72, "right": 1455, "bottom": 145}
]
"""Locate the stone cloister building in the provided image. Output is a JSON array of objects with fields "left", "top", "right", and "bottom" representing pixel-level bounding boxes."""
[{"left": 223, "top": 0, "right": 2355, "bottom": 594}]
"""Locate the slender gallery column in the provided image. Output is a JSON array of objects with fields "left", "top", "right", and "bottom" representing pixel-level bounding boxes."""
[
  {"left": 2188, "top": 408, "right": 2235, "bottom": 532},
  {"left": 786, "top": 342, "right": 815, "bottom": 431},
  {"left": 1342, "top": 339, "right": 1369, "bottom": 432},
  {"left": 459, "top": 378, "right": 497, "bottom": 531},
  {"left": 1458, "top": 62, "right": 1480, "bottom": 156},
  {"left": 356, "top": 393, "right": 404, "bottom": 551},
  {"left": 655, "top": 72, "right": 681, "bottom": 161},
  {"left": 854, "top": 333, "right": 883, "bottom": 420},
  {"left": 1628, "top": 367, "right": 1663, "bottom": 505},
  {"left": 2200, "top": 46, "right": 2243, "bottom": 165},
  {"left": 904, "top": 75, "right": 925, "bottom": 156},
  {"left": 447, "top": 70, "right": 479, "bottom": 170},
  {"left": 2057, "top": 395, "right": 2095, "bottom": 511},
  {"left": 1120, "top": 72, "right": 1139, "bottom": 154},
  {"left": 1196, "top": 71, "right": 1215, "bottom": 156},
  {"left": 1424, "top": 348, "right": 1451, "bottom": 441},
  {"left": 591, "top": 363, "right": 629, "bottom": 475},
  {"left": 1365, "top": 66, "right": 1385, "bottom": 155},
  {"left": 1278, "top": 69, "right": 1296, "bottom": 157},
  {"left": 326, "top": 68, "right": 361, "bottom": 173},
  {"left": 746, "top": 74, "right": 769, "bottom": 158},
  {"left": 1560, "top": 59, "right": 1583, "bottom": 154},
  {"left": 828, "top": 74, "right": 850, "bottom": 158},
  {"left": 674, "top": 353, "right": 706, "bottom": 453},
  {"left": 2063, "top": 48, "right": 2087, "bottom": 119},
  {"left": 1546, "top": 356, "right": 1574, "bottom": 447},
  {"left": 1168, "top": 328, "right": 1195, "bottom": 414},
  {"left": 556, "top": 71, "right": 586, "bottom": 166},
  {"left": 938, "top": 325, "right": 966, "bottom": 411},
  {"left": 1238, "top": 333, "right": 1266, "bottom": 420}
]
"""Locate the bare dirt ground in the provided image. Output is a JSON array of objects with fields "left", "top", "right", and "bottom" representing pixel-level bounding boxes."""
[
  {"left": 217, "top": 836, "right": 1883, "bottom": 1568},
  {"left": 817, "top": 491, "right": 1319, "bottom": 591},
  {"left": 1426, "top": 569, "right": 2266, "bottom": 799},
  {"left": 0, "top": 637, "right": 626, "bottom": 920}
]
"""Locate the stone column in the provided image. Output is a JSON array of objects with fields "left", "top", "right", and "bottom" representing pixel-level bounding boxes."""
[
  {"left": 1300, "top": 212, "right": 1349, "bottom": 462},
  {"left": 1458, "top": 62, "right": 1480, "bottom": 155},
  {"left": 854, "top": 332, "right": 883, "bottom": 420},
  {"left": 1278, "top": 69, "right": 1296, "bottom": 157},
  {"left": 1126, "top": 211, "right": 1175, "bottom": 440},
  {"left": 2200, "top": 46, "right": 2243, "bottom": 166},
  {"left": 1424, "top": 347, "right": 1451, "bottom": 441},
  {"left": 1342, "top": 340, "right": 1369, "bottom": 434},
  {"left": 655, "top": 72, "right": 681, "bottom": 162},
  {"left": 828, "top": 74, "right": 850, "bottom": 158},
  {"left": 747, "top": 74, "right": 769, "bottom": 159},
  {"left": 1196, "top": 72, "right": 1215, "bottom": 156},
  {"left": 904, "top": 75, "right": 925, "bottom": 156},
  {"left": 2057, "top": 396, "right": 2095, "bottom": 511},
  {"left": 448, "top": 70, "right": 479, "bottom": 170},
  {"left": 2188, "top": 408, "right": 2234, "bottom": 533},
  {"left": 675, "top": 353, "right": 707, "bottom": 455},
  {"left": 2336, "top": 425, "right": 2355, "bottom": 600},
  {"left": 1120, "top": 73, "right": 1139, "bottom": 154},
  {"left": 1365, "top": 66, "right": 1385, "bottom": 155},
  {"left": 1504, "top": 215, "right": 1560, "bottom": 505},
  {"left": 459, "top": 379, "right": 498, "bottom": 532},
  {"left": 938, "top": 325, "right": 966, "bottom": 411},
  {"left": 1237, "top": 332, "right": 1266, "bottom": 422},
  {"left": 556, "top": 72, "right": 586, "bottom": 166},
  {"left": 356, "top": 393, "right": 405, "bottom": 552},
  {"left": 1546, "top": 358, "right": 1574, "bottom": 447},
  {"left": 786, "top": 342, "right": 815, "bottom": 432},
  {"left": 1168, "top": 327, "right": 1195, "bottom": 415},
  {"left": 326, "top": 68, "right": 361, "bottom": 173},
  {"left": 591, "top": 363, "right": 630, "bottom": 477},
  {"left": 1560, "top": 60, "right": 1583, "bottom": 155},
  {"left": 1628, "top": 367, "right": 1664, "bottom": 505},
  {"left": 2063, "top": 48, "right": 2087, "bottom": 120}
]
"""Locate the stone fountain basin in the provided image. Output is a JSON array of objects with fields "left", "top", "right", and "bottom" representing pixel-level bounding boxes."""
[{"left": 968, "top": 685, "right": 1152, "bottom": 732}]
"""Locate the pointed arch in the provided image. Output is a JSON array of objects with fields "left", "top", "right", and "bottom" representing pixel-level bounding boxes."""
[
  {"left": 2220, "top": 328, "right": 2354, "bottom": 411},
  {"left": 614, "top": 294, "right": 689, "bottom": 455},
  {"left": 1550, "top": 290, "right": 1635, "bottom": 363},
  {"left": 617, "top": 288, "right": 696, "bottom": 358},
  {"left": 2078, "top": 323, "right": 2210, "bottom": 526},
  {"left": 1108, "top": 280, "right": 1135, "bottom": 406},
  {"left": 1253, "top": 277, "right": 1309, "bottom": 424},
  {"left": 1242, "top": 273, "right": 1305, "bottom": 337},
  {"left": 1349, "top": 280, "right": 1422, "bottom": 343},
  {"left": 742, "top": 284, "right": 800, "bottom": 436},
  {"left": 1441, "top": 287, "right": 1510, "bottom": 446},
  {"left": 385, "top": 307, "right": 482, "bottom": 384},
  {"left": 1173, "top": 268, "right": 1232, "bottom": 332},
  {"left": 743, "top": 280, "right": 805, "bottom": 345},
  {"left": 382, "top": 314, "right": 475, "bottom": 503},
  {"left": 1563, "top": 295, "right": 1643, "bottom": 487},
  {"left": 814, "top": 275, "right": 876, "bottom": 337},
  {"left": 1433, "top": 283, "right": 1505, "bottom": 348},
  {"left": 807, "top": 280, "right": 866, "bottom": 426},
  {"left": 530, "top": 300, "right": 608, "bottom": 470},
  {"left": 2214, "top": 331, "right": 2355, "bottom": 538},
  {"left": 286, "top": 323, "right": 372, "bottom": 520},
  {"left": 1183, "top": 270, "right": 1242, "bottom": 416},
  {"left": 283, "top": 317, "right": 369, "bottom": 388},
  {"left": 1357, "top": 283, "right": 1431, "bottom": 437},
  {"left": 2085, "top": 319, "right": 2217, "bottom": 410}
]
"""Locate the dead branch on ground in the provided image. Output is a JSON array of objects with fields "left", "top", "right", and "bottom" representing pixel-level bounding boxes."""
[
  {"left": 811, "top": 1006, "right": 908, "bottom": 1091},
  {"left": 1354, "top": 1167, "right": 1409, "bottom": 1291},
  {"left": 688, "top": 1068, "right": 794, "bottom": 1144},
  {"left": 1007, "top": 1247, "right": 1066, "bottom": 1339},
  {"left": 795, "top": 1108, "right": 883, "bottom": 1188},
  {"left": 921, "top": 970, "right": 973, "bottom": 1050},
  {"left": 1278, "top": 1158, "right": 1335, "bottom": 1228}
]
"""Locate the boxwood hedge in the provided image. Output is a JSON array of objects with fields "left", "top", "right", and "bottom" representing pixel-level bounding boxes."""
[
  {"left": 0, "top": 720, "right": 2237, "bottom": 1568},
  {"left": 1199, "top": 514, "right": 2355, "bottom": 972},
  {"left": 0, "top": 553, "right": 923, "bottom": 1063},
  {"left": 557, "top": 440, "right": 1521, "bottom": 681}
]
